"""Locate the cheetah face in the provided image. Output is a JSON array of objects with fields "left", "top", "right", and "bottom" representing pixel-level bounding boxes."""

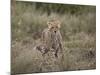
[{"left": 47, "top": 21, "right": 61, "bottom": 33}]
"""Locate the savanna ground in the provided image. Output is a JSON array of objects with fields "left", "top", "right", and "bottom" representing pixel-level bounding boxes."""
[{"left": 11, "top": 1, "right": 96, "bottom": 74}]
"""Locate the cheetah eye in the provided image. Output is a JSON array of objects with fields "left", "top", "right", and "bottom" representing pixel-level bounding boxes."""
[
  {"left": 52, "top": 27, "right": 54, "bottom": 28},
  {"left": 50, "top": 24, "right": 53, "bottom": 25}
]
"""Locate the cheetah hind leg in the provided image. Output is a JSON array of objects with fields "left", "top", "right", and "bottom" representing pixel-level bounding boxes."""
[{"left": 55, "top": 49, "right": 59, "bottom": 58}]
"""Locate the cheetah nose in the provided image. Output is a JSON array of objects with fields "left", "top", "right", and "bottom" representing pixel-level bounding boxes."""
[{"left": 54, "top": 31, "right": 56, "bottom": 33}]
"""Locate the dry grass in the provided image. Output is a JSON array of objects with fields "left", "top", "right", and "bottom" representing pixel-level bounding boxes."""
[{"left": 11, "top": 33, "right": 96, "bottom": 74}]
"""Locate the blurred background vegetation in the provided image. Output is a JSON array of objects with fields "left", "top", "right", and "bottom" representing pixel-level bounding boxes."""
[
  {"left": 11, "top": 1, "right": 96, "bottom": 74},
  {"left": 12, "top": 1, "right": 96, "bottom": 41}
]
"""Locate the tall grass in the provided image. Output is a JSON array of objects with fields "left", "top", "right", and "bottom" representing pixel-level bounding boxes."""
[{"left": 12, "top": 1, "right": 96, "bottom": 41}]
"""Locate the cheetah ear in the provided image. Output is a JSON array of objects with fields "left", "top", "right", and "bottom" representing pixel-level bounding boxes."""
[
  {"left": 58, "top": 24, "right": 61, "bottom": 28},
  {"left": 47, "top": 22, "right": 51, "bottom": 29},
  {"left": 57, "top": 21, "right": 61, "bottom": 28},
  {"left": 47, "top": 21, "right": 51, "bottom": 25}
]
